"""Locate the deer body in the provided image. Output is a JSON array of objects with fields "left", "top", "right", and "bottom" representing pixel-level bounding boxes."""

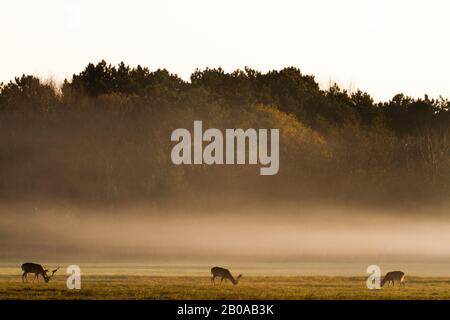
[
  {"left": 381, "top": 271, "right": 405, "bottom": 287},
  {"left": 211, "top": 266, "right": 242, "bottom": 285},
  {"left": 21, "top": 262, "right": 59, "bottom": 283}
]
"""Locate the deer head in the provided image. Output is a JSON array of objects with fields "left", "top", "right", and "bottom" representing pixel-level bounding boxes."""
[
  {"left": 232, "top": 274, "right": 242, "bottom": 285},
  {"left": 43, "top": 267, "right": 60, "bottom": 283}
]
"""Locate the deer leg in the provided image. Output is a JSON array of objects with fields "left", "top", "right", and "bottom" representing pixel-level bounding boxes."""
[
  {"left": 211, "top": 276, "right": 216, "bottom": 284},
  {"left": 22, "top": 272, "right": 26, "bottom": 283},
  {"left": 221, "top": 276, "right": 225, "bottom": 284}
]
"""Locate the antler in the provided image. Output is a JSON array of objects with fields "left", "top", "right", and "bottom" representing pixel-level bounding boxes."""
[{"left": 51, "top": 267, "right": 60, "bottom": 276}]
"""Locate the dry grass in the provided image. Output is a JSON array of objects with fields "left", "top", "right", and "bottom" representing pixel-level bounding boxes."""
[{"left": 0, "top": 274, "right": 449, "bottom": 300}]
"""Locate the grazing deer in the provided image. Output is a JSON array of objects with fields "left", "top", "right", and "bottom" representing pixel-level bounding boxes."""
[
  {"left": 21, "top": 262, "right": 60, "bottom": 283},
  {"left": 381, "top": 271, "right": 406, "bottom": 287},
  {"left": 211, "top": 266, "right": 242, "bottom": 285}
]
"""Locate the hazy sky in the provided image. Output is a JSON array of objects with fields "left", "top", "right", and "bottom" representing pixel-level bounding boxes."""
[{"left": 1, "top": 0, "right": 449, "bottom": 101}]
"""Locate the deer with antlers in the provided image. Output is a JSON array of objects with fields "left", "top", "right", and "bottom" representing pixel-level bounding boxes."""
[{"left": 21, "top": 262, "right": 60, "bottom": 283}]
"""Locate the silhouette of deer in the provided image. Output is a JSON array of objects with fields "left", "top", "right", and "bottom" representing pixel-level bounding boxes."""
[
  {"left": 211, "top": 266, "right": 242, "bottom": 285},
  {"left": 381, "top": 271, "right": 406, "bottom": 287},
  {"left": 21, "top": 262, "right": 60, "bottom": 283}
]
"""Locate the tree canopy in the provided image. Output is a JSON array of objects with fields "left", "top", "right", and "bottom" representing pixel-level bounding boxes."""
[{"left": 0, "top": 61, "right": 449, "bottom": 206}]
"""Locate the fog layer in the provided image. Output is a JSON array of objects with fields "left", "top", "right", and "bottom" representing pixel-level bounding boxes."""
[{"left": 1, "top": 204, "right": 449, "bottom": 265}]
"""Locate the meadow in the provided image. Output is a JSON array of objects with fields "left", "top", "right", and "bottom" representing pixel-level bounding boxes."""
[{"left": 0, "top": 264, "right": 449, "bottom": 300}]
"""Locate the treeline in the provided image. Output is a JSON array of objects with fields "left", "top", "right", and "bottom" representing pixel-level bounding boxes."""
[{"left": 0, "top": 60, "right": 449, "bottom": 205}]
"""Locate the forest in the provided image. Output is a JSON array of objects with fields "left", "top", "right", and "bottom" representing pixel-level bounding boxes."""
[{"left": 0, "top": 60, "right": 449, "bottom": 206}]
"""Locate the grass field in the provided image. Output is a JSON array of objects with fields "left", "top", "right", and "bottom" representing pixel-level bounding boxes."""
[
  {"left": 1, "top": 263, "right": 450, "bottom": 299},
  {"left": 1, "top": 273, "right": 450, "bottom": 300}
]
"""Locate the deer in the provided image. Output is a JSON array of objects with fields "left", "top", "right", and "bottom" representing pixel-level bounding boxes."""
[
  {"left": 211, "top": 266, "right": 242, "bottom": 285},
  {"left": 381, "top": 271, "right": 406, "bottom": 287},
  {"left": 21, "top": 262, "right": 60, "bottom": 283}
]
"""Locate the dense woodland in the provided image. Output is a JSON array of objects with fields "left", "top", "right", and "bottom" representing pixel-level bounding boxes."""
[{"left": 0, "top": 61, "right": 449, "bottom": 206}]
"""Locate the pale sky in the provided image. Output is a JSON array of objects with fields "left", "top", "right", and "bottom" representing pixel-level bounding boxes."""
[{"left": 0, "top": 0, "right": 449, "bottom": 101}]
